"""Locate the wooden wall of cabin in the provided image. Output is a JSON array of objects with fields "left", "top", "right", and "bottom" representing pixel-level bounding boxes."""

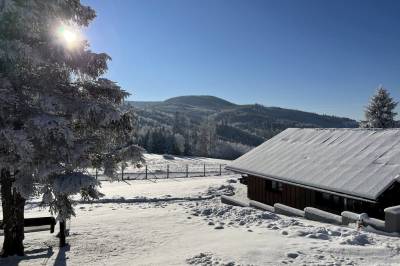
[
  {"left": 248, "top": 175, "right": 315, "bottom": 210},
  {"left": 247, "top": 175, "right": 384, "bottom": 219}
]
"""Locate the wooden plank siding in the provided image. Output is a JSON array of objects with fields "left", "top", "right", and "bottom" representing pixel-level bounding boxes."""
[
  {"left": 248, "top": 175, "right": 311, "bottom": 211},
  {"left": 247, "top": 175, "right": 399, "bottom": 219}
]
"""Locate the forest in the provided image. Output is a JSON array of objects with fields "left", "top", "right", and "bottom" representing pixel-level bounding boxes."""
[{"left": 130, "top": 95, "right": 358, "bottom": 159}]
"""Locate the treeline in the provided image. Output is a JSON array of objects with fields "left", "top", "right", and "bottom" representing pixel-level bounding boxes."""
[
  {"left": 130, "top": 95, "right": 359, "bottom": 160},
  {"left": 137, "top": 112, "right": 252, "bottom": 159}
]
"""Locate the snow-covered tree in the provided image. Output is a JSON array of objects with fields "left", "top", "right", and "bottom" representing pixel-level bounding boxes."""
[
  {"left": 212, "top": 140, "right": 252, "bottom": 159},
  {"left": 0, "top": 0, "right": 142, "bottom": 256},
  {"left": 363, "top": 86, "right": 398, "bottom": 128},
  {"left": 173, "top": 133, "right": 185, "bottom": 154},
  {"left": 197, "top": 119, "right": 217, "bottom": 157}
]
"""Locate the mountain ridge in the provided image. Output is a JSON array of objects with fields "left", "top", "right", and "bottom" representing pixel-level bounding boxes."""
[
  {"left": 128, "top": 95, "right": 357, "bottom": 124},
  {"left": 127, "top": 95, "right": 358, "bottom": 158}
]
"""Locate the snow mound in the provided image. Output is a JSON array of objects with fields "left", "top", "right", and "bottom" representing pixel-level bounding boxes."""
[
  {"left": 206, "top": 184, "right": 235, "bottom": 196},
  {"left": 186, "top": 252, "right": 236, "bottom": 266},
  {"left": 190, "top": 199, "right": 279, "bottom": 227},
  {"left": 296, "top": 227, "right": 342, "bottom": 240},
  {"left": 340, "top": 233, "right": 372, "bottom": 246},
  {"left": 276, "top": 218, "right": 304, "bottom": 228}
]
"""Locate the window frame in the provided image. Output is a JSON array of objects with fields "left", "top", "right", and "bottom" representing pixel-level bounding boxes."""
[{"left": 265, "top": 180, "right": 283, "bottom": 193}]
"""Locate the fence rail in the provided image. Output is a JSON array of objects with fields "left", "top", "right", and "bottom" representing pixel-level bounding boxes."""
[{"left": 94, "top": 164, "right": 232, "bottom": 181}]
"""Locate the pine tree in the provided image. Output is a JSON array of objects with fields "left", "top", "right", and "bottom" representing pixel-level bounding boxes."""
[
  {"left": 172, "top": 111, "right": 186, "bottom": 136},
  {"left": 184, "top": 119, "right": 193, "bottom": 155},
  {"left": 196, "top": 119, "right": 217, "bottom": 157},
  {"left": 173, "top": 133, "right": 185, "bottom": 155},
  {"left": 197, "top": 122, "right": 209, "bottom": 156},
  {"left": 364, "top": 86, "right": 398, "bottom": 128},
  {"left": 0, "top": 0, "right": 142, "bottom": 255}
]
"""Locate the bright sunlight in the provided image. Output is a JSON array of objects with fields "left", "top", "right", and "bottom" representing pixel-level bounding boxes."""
[{"left": 56, "top": 25, "right": 79, "bottom": 49}]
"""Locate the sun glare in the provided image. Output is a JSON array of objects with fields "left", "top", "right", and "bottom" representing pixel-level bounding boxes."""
[
  {"left": 63, "top": 29, "right": 77, "bottom": 43},
  {"left": 56, "top": 25, "right": 80, "bottom": 49}
]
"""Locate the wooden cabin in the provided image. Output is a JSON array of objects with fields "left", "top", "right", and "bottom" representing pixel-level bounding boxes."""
[{"left": 226, "top": 128, "right": 400, "bottom": 219}]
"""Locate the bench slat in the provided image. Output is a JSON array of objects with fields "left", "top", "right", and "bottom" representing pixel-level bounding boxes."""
[{"left": 0, "top": 217, "right": 56, "bottom": 234}]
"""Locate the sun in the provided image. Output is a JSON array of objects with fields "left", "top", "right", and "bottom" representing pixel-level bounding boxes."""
[
  {"left": 62, "top": 29, "right": 77, "bottom": 44},
  {"left": 56, "top": 25, "right": 79, "bottom": 49}
]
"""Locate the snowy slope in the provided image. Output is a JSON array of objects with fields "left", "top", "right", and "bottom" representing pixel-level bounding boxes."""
[
  {"left": 1, "top": 174, "right": 400, "bottom": 265},
  {"left": 90, "top": 153, "right": 232, "bottom": 180},
  {"left": 133, "top": 153, "right": 231, "bottom": 172}
]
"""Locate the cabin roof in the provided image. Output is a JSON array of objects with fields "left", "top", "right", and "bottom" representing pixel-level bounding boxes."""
[{"left": 226, "top": 128, "right": 400, "bottom": 201}]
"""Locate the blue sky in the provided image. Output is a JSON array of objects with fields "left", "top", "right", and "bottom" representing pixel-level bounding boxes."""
[{"left": 83, "top": 0, "right": 400, "bottom": 120}]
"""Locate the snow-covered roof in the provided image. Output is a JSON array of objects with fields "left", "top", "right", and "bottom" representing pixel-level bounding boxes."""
[{"left": 226, "top": 128, "right": 400, "bottom": 201}]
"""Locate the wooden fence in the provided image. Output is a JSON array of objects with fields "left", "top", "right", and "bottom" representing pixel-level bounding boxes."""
[{"left": 94, "top": 164, "right": 232, "bottom": 181}]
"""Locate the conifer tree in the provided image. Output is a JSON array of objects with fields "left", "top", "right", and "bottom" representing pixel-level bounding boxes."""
[
  {"left": 364, "top": 86, "right": 398, "bottom": 128},
  {"left": 0, "top": 0, "right": 142, "bottom": 255},
  {"left": 197, "top": 119, "right": 217, "bottom": 157}
]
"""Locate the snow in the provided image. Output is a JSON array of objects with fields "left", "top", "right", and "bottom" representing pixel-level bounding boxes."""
[
  {"left": 129, "top": 153, "right": 230, "bottom": 171},
  {"left": 1, "top": 156, "right": 400, "bottom": 265},
  {"left": 125, "top": 153, "right": 229, "bottom": 174},
  {"left": 92, "top": 153, "right": 232, "bottom": 180}
]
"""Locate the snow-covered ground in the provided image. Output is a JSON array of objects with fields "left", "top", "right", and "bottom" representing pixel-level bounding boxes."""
[
  {"left": 2, "top": 170, "right": 400, "bottom": 264},
  {"left": 92, "top": 153, "right": 233, "bottom": 180},
  {"left": 141, "top": 153, "right": 231, "bottom": 167},
  {"left": 124, "top": 153, "right": 231, "bottom": 172}
]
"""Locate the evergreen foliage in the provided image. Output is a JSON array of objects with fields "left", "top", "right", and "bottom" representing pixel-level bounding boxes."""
[
  {"left": 0, "top": 0, "right": 142, "bottom": 255},
  {"left": 364, "top": 86, "right": 398, "bottom": 128},
  {"left": 131, "top": 96, "right": 357, "bottom": 159}
]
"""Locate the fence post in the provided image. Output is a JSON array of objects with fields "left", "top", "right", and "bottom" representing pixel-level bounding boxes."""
[
  {"left": 145, "top": 165, "right": 148, "bottom": 179},
  {"left": 203, "top": 164, "right": 206, "bottom": 177},
  {"left": 219, "top": 164, "right": 222, "bottom": 176},
  {"left": 186, "top": 165, "right": 188, "bottom": 178},
  {"left": 121, "top": 168, "right": 124, "bottom": 180},
  {"left": 95, "top": 168, "right": 98, "bottom": 180},
  {"left": 167, "top": 164, "right": 169, "bottom": 179}
]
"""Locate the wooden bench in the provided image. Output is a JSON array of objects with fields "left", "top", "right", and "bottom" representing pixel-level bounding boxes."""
[{"left": 0, "top": 217, "right": 56, "bottom": 235}]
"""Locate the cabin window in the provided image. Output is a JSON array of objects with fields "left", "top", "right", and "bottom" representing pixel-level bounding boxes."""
[
  {"left": 318, "top": 192, "right": 333, "bottom": 206},
  {"left": 265, "top": 180, "right": 283, "bottom": 192},
  {"left": 322, "top": 193, "right": 330, "bottom": 201},
  {"left": 316, "top": 192, "right": 344, "bottom": 211},
  {"left": 272, "top": 181, "right": 283, "bottom": 192}
]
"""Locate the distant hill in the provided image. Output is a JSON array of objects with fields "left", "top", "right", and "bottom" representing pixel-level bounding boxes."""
[
  {"left": 128, "top": 101, "right": 162, "bottom": 109},
  {"left": 127, "top": 95, "right": 358, "bottom": 150},
  {"left": 164, "top": 95, "right": 236, "bottom": 110}
]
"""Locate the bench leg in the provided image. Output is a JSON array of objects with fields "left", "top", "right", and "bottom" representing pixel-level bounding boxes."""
[
  {"left": 50, "top": 221, "right": 55, "bottom": 234},
  {"left": 59, "top": 221, "right": 66, "bottom": 247}
]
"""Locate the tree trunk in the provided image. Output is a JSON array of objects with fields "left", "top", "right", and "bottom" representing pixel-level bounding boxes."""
[{"left": 1, "top": 168, "right": 26, "bottom": 257}]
